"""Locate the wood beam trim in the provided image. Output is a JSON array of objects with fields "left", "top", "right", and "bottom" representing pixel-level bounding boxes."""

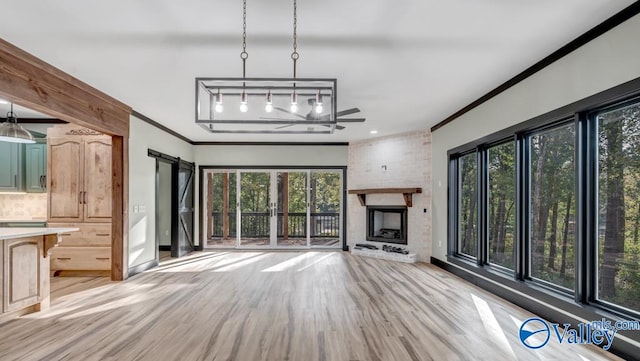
[{"left": 0, "top": 38, "right": 130, "bottom": 136}]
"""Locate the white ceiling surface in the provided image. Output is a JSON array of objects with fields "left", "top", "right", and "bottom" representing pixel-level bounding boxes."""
[{"left": 0, "top": 0, "right": 635, "bottom": 142}]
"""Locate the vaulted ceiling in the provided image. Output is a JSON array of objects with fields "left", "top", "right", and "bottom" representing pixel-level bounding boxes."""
[{"left": 1, "top": 0, "right": 635, "bottom": 142}]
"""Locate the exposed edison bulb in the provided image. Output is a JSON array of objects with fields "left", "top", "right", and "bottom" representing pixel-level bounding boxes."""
[
  {"left": 265, "top": 91, "right": 273, "bottom": 112},
  {"left": 315, "top": 91, "right": 323, "bottom": 114},
  {"left": 290, "top": 92, "right": 298, "bottom": 113},
  {"left": 240, "top": 90, "right": 248, "bottom": 112},
  {"left": 214, "top": 91, "right": 223, "bottom": 113}
]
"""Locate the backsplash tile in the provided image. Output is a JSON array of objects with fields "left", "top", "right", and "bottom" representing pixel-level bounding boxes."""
[{"left": 0, "top": 193, "right": 47, "bottom": 218}]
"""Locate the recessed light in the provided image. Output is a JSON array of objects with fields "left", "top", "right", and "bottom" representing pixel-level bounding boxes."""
[
  {"left": 0, "top": 99, "right": 9, "bottom": 105},
  {"left": 370, "top": 130, "right": 378, "bottom": 134}
]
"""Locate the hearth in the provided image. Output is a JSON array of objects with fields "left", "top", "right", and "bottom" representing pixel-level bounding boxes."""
[{"left": 366, "top": 206, "right": 407, "bottom": 244}]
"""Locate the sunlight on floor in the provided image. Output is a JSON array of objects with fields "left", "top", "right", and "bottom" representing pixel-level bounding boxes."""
[
  {"left": 296, "top": 252, "right": 335, "bottom": 271},
  {"left": 58, "top": 291, "right": 165, "bottom": 320},
  {"left": 471, "top": 293, "right": 516, "bottom": 359},
  {"left": 261, "top": 252, "right": 316, "bottom": 272},
  {"left": 213, "top": 253, "right": 269, "bottom": 272}
]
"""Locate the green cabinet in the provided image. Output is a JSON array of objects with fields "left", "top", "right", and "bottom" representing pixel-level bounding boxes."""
[
  {"left": 0, "top": 142, "right": 22, "bottom": 191},
  {"left": 25, "top": 143, "right": 47, "bottom": 193}
]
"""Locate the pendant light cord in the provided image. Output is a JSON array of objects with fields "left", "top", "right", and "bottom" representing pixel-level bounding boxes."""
[
  {"left": 241, "top": 0, "right": 248, "bottom": 79},
  {"left": 291, "top": 0, "right": 299, "bottom": 79}
]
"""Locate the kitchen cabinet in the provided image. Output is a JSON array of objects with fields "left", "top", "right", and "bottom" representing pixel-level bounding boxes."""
[
  {"left": 0, "top": 142, "right": 22, "bottom": 191},
  {"left": 46, "top": 124, "right": 112, "bottom": 275},
  {"left": 25, "top": 142, "right": 47, "bottom": 193},
  {"left": 47, "top": 128, "right": 112, "bottom": 223}
]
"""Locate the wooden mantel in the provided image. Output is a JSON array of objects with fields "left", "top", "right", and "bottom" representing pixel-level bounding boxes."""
[{"left": 348, "top": 188, "right": 422, "bottom": 207}]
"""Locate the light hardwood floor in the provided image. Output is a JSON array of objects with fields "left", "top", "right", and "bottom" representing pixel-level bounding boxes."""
[{"left": 0, "top": 251, "right": 622, "bottom": 361}]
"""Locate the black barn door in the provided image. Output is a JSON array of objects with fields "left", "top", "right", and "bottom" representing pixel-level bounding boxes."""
[{"left": 172, "top": 159, "right": 195, "bottom": 257}]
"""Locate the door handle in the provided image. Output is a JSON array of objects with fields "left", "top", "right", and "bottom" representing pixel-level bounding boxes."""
[{"left": 79, "top": 191, "right": 83, "bottom": 204}]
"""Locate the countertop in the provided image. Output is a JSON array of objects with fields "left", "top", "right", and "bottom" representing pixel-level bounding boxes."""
[
  {"left": 0, "top": 227, "right": 79, "bottom": 240},
  {"left": 0, "top": 217, "right": 47, "bottom": 222}
]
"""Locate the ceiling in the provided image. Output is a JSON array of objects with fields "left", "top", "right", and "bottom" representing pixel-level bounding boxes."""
[{"left": 0, "top": 0, "right": 635, "bottom": 142}]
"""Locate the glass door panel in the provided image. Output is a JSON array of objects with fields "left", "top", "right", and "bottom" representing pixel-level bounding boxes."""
[
  {"left": 204, "top": 171, "right": 237, "bottom": 247},
  {"left": 239, "top": 172, "right": 272, "bottom": 247},
  {"left": 310, "top": 171, "right": 342, "bottom": 247},
  {"left": 277, "top": 171, "right": 308, "bottom": 247}
]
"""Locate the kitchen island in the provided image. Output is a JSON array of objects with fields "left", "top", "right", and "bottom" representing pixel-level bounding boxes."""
[{"left": 0, "top": 227, "right": 78, "bottom": 323}]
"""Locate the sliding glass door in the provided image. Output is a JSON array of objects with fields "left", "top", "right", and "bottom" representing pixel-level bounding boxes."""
[
  {"left": 239, "top": 171, "right": 272, "bottom": 247},
  {"left": 277, "top": 171, "right": 308, "bottom": 247},
  {"left": 202, "top": 168, "right": 343, "bottom": 249}
]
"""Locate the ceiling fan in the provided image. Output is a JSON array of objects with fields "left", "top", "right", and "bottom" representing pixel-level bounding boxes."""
[{"left": 262, "top": 98, "right": 366, "bottom": 130}]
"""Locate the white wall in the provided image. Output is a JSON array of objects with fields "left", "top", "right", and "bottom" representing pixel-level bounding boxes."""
[
  {"left": 348, "top": 131, "right": 431, "bottom": 261},
  {"left": 128, "top": 115, "right": 193, "bottom": 268},
  {"left": 431, "top": 14, "right": 640, "bottom": 261},
  {"left": 194, "top": 145, "right": 348, "bottom": 166},
  {"left": 157, "top": 161, "right": 172, "bottom": 246}
]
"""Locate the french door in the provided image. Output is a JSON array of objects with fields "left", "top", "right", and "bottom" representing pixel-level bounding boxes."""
[{"left": 203, "top": 168, "right": 342, "bottom": 249}]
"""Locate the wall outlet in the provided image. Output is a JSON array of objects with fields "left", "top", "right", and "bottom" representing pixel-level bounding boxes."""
[
  {"left": 139, "top": 205, "right": 146, "bottom": 213},
  {"left": 133, "top": 205, "right": 139, "bottom": 213},
  {"left": 165, "top": 230, "right": 169, "bottom": 236},
  {"left": 438, "top": 240, "right": 442, "bottom": 247}
]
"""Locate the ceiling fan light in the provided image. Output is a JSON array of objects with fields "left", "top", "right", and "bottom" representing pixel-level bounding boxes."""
[{"left": 240, "top": 90, "right": 248, "bottom": 112}]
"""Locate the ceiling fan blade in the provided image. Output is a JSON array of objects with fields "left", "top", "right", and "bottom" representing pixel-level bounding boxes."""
[
  {"left": 336, "top": 118, "right": 366, "bottom": 123},
  {"left": 275, "top": 124, "right": 295, "bottom": 129},
  {"left": 318, "top": 124, "right": 345, "bottom": 130},
  {"left": 319, "top": 107, "right": 361, "bottom": 120},
  {"left": 274, "top": 106, "right": 306, "bottom": 119},
  {"left": 336, "top": 108, "right": 360, "bottom": 117}
]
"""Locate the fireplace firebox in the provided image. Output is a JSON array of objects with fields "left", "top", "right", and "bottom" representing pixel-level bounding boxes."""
[{"left": 366, "top": 206, "right": 408, "bottom": 244}]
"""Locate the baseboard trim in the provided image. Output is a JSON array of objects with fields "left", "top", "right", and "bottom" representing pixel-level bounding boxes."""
[
  {"left": 430, "top": 256, "right": 640, "bottom": 360},
  {"left": 128, "top": 259, "right": 159, "bottom": 278},
  {"left": 159, "top": 245, "right": 171, "bottom": 251}
]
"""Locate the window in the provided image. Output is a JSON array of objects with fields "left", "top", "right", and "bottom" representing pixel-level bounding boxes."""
[
  {"left": 597, "top": 102, "right": 640, "bottom": 313},
  {"left": 458, "top": 152, "right": 477, "bottom": 258},
  {"left": 487, "top": 142, "right": 516, "bottom": 270},
  {"left": 448, "top": 87, "right": 640, "bottom": 321},
  {"left": 529, "top": 124, "right": 576, "bottom": 290}
]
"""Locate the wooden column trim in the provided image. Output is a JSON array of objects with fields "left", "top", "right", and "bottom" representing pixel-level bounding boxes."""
[
  {"left": 111, "top": 135, "right": 128, "bottom": 281},
  {"left": 207, "top": 173, "right": 214, "bottom": 240},
  {"left": 282, "top": 173, "right": 289, "bottom": 241},
  {"left": 223, "top": 173, "right": 230, "bottom": 240},
  {"left": 43, "top": 234, "right": 62, "bottom": 258}
]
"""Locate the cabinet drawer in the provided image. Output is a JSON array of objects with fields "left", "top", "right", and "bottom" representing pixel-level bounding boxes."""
[
  {"left": 50, "top": 247, "right": 111, "bottom": 270},
  {"left": 48, "top": 222, "right": 111, "bottom": 247}
]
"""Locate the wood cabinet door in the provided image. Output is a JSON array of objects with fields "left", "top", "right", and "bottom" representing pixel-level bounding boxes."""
[
  {"left": 83, "top": 138, "right": 112, "bottom": 222},
  {"left": 3, "top": 237, "right": 41, "bottom": 313},
  {"left": 0, "top": 142, "right": 21, "bottom": 191},
  {"left": 25, "top": 143, "right": 47, "bottom": 193},
  {"left": 48, "top": 138, "right": 83, "bottom": 222}
]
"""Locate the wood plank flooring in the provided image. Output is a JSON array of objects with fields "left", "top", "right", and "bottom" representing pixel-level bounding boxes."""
[{"left": 0, "top": 251, "right": 622, "bottom": 361}]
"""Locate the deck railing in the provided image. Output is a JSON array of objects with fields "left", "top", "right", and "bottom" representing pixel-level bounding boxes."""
[{"left": 210, "top": 212, "right": 339, "bottom": 238}]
